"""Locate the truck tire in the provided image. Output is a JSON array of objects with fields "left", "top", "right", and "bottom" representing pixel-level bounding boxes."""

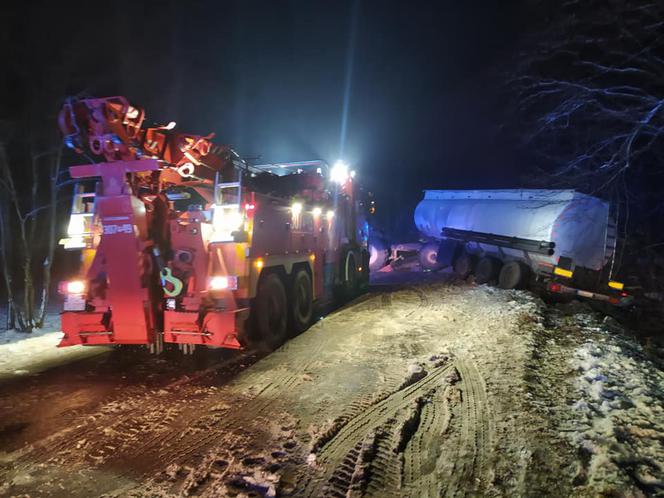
[
  {"left": 498, "top": 261, "right": 529, "bottom": 289},
  {"left": 453, "top": 252, "right": 474, "bottom": 278},
  {"left": 290, "top": 269, "right": 313, "bottom": 335},
  {"left": 254, "top": 273, "right": 289, "bottom": 350},
  {"left": 359, "top": 249, "right": 370, "bottom": 292},
  {"left": 475, "top": 256, "right": 501, "bottom": 284},
  {"left": 342, "top": 252, "right": 359, "bottom": 299},
  {"left": 419, "top": 242, "right": 442, "bottom": 271}
]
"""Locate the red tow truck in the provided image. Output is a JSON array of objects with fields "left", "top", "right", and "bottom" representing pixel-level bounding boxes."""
[{"left": 57, "top": 96, "right": 369, "bottom": 352}]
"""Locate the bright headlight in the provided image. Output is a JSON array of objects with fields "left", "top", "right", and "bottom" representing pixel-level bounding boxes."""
[
  {"left": 209, "top": 276, "right": 229, "bottom": 290},
  {"left": 67, "top": 213, "right": 86, "bottom": 236},
  {"left": 64, "top": 280, "right": 86, "bottom": 294},
  {"left": 330, "top": 160, "right": 349, "bottom": 184},
  {"left": 208, "top": 275, "right": 238, "bottom": 291},
  {"left": 211, "top": 205, "right": 244, "bottom": 242},
  {"left": 291, "top": 202, "right": 303, "bottom": 216}
]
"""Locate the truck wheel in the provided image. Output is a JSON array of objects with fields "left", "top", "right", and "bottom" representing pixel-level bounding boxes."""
[
  {"left": 254, "top": 273, "right": 289, "bottom": 350},
  {"left": 453, "top": 252, "right": 474, "bottom": 278},
  {"left": 475, "top": 257, "right": 501, "bottom": 284},
  {"left": 290, "top": 269, "right": 313, "bottom": 335},
  {"left": 498, "top": 261, "right": 529, "bottom": 289},
  {"left": 342, "top": 252, "right": 358, "bottom": 298},
  {"left": 359, "top": 250, "right": 370, "bottom": 291},
  {"left": 419, "top": 242, "right": 442, "bottom": 271}
]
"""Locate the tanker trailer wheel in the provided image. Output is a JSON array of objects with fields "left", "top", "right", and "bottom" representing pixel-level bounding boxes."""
[
  {"left": 453, "top": 252, "right": 475, "bottom": 279},
  {"left": 254, "top": 273, "right": 289, "bottom": 350},
  {"left": 474, "top": 256, "right": 502, "bottom": 284},
  {"left": 498, "top": 261, "right": 530, "bottom": 289},
  {"left": 369, "top": 239, "right": 389, "bottom": 272},
  {"left": 419, "top": 242, "right": 442, "bottom": 271},
  {"left": 289, "top": 269, "right": 313, "bottom": 336}
]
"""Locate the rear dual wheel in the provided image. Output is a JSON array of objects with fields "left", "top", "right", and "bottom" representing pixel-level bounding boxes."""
[
  {"left": 498, "top": 261, "right": 530, "bottom": 289},
  {"left": 453, "top": 252, "right": 475, "bottom": 278},
  {"left": 253, "top": 273, "right": 289, "bottom": 351},
  {"left": 342, "top": 252, "right": 359, "bottom": 299},
  {"left": 252, "top": 270, "right": 314, "bottom": 351},
  {"left": 474, "top": 256, "right": 502, "bottom": 284},
  {"left": 454, "top": 252, "right": 530, "bottom": 290},
  {"left": 290, "top": 269, "right": 313, "bottom": 335}
]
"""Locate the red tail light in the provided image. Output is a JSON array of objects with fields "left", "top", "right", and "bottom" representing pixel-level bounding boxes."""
[
  {"left": 548, "top": 282, "right": 562, "bottom": 293},
  {"left": 244, "top": 203, "right": 256, "bottom": 219}
]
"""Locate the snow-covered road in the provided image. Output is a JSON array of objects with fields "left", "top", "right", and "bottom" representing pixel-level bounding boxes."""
[{"left": 0, "top": 276, "right": 661, "bottom": 497}]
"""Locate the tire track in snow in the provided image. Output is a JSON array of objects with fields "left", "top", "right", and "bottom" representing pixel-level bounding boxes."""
[
  {"left": 300, "top": 359, "right": 495, "bottom": 498},
  {"left": 300, "top": 362, "right": 455, "bottom": 497},
  {"left": 121, "top": 293, "right": 392, "bottom": 480}
]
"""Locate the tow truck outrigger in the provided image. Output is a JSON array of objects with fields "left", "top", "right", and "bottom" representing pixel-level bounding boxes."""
[{"left": 57, "top": 96, "right": 369, "bottom": 352}]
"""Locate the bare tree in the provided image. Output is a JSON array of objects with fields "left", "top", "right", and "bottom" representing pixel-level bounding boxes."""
[
  {"left": 0, "top": 141, "right": 63, "bottom": 331},
  {"left": 513, "top": 0, "right": 664, "bottom": 280}
]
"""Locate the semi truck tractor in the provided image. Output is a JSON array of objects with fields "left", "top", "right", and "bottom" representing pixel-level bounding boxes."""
[
  {"left": 57, "top": 96, "right": 369, "bottom": 352},
  {"left": 414, "top": 189, "right": 630, "bottom": 305}
]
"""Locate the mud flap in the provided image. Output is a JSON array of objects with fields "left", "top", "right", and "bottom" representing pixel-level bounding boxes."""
[
  {"left": 59, "top": 312, "right": 110, "bottom": 346},
  {"left": 163, "top": 310, "right": 244, "bottom": 349}
]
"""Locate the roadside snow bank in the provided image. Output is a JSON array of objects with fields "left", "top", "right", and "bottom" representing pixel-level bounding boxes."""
[
  {"left": 0, "top": 310, "right": 61, "bottom": 345},
  {"left": 557, "top": 307, "right": 664, "bottom": 493},
  {"left": 0, "top": 312, "right": 109, "bottom": 380}
]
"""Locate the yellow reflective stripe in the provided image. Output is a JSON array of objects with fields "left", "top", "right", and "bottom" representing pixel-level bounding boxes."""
[
  {"left": 554, "top": 267, "right": 573, "bottom": 278},
  {"left": 608, "top": 280, "right": 624, "bottom": 290}
]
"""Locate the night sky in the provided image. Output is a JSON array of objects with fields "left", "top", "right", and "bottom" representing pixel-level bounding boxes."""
[{"left": 2, "top": 0, "right": 542, "bottom": 239}]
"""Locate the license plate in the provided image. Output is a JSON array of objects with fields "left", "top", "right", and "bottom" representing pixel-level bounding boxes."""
[{"left": 64, "top": 296, "right": 86, "bottom": 311}]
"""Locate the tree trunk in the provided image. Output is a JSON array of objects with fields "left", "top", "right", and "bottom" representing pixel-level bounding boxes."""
[{"left": 37, "top": 146, "right": 62, "bottom": 328}]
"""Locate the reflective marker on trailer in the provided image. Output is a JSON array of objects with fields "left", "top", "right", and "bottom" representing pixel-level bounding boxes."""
[
  {"left": 548, "top": 282, "right": 562, "bottom": 293},
  {"left": 553, "top": 267, "right": 573, "bottom": 278},
  {"left": 608, "top": 280, "right": 624, "bottom": 290}
]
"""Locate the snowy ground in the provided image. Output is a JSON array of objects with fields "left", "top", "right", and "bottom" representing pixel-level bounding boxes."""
[
  {"left": 0, "top": 309, "right": 109, "bottom": 380},
  {"left": 534, "top": 301, "right": 664, "bottom": 495},
  {"left": 0, "top": 276, "right": 662, "bottom": 497}
]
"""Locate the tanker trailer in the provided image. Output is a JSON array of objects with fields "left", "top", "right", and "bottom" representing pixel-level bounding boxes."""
[{"left": 414, "top": 189, "right": 631, "bottom": 305}]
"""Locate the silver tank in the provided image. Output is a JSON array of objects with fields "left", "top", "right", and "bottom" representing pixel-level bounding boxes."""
[{"left": 414, "top": 189, "right": 612, "bottom": 271}]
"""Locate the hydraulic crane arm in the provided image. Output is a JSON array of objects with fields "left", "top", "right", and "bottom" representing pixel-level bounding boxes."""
[{"left": 58, "top": 95, "right": 232, "bottom": 179}]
